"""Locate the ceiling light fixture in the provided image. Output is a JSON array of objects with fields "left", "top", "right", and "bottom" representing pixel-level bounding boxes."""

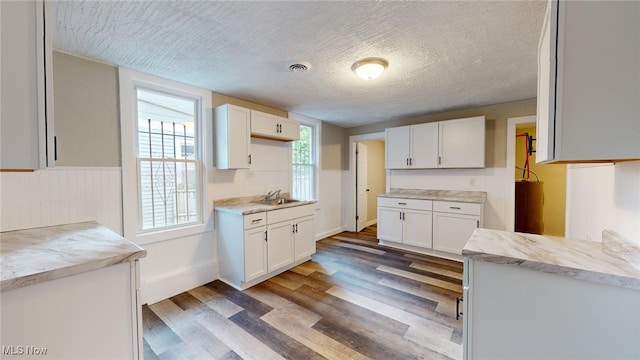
[{"left": 351, "top": 57, "right": 388, "bottom": 80}]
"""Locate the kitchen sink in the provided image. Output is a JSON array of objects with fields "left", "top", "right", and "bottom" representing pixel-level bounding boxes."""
[{"left": 252, "top": 198, "right": 301, "bottom": 206}]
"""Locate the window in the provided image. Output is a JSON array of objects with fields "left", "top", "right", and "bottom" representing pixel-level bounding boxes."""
[
  {"left": 120, "top": 68, "right": 211, "bottom": 243},
  {"left": 136, "top": 88, "right": 201, "bottom": 230},
  {"left": 292, "top": 124, "right": 316, "bottom": 200}
]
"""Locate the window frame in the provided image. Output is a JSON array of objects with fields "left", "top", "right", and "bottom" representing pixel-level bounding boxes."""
[
  {"left": 119, "top": 68, "right": 212, "bottom": 245},
  {"left": 289, "top": 114, "right": 321, "bottom": 203}
]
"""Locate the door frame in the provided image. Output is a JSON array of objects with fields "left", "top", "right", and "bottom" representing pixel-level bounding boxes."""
[
  {"left": 506, "top": 115, "right": 536, "bottom": 232},
  {"left": 348, "top": 132, "right": 387, "bottom": 232},
  {"left": 356, "top": 142, "right": 368, "bottom": 232}
]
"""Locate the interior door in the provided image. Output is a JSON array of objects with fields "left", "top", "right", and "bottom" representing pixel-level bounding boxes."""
[{"left": 356, "top": 142, "right": 368, "bottom": 232}]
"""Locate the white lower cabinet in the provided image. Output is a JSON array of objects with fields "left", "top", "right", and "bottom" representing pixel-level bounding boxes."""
[
  {"left": 266, "top": 220, "right": 295, "bottom": 272},
  {"left": 378, "top": 197, "right": 483, "bottom": 257},
  {"left": 377, "top": 198, "right": 433, "bottom": 249},
  {"left": 217, "top": 204, "right": 315, "bottom": 290},
  {"left": 243, "top": 226, "right": 268, "bottom": 282},
  {"left": 433, "top": 201, "right": 482, "bottom": 255}
]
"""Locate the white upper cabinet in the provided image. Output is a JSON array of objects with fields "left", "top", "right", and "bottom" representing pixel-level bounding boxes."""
[
  {"left": 536, "top": 0, "right": 640, "bottom": 163},
  {"left": 385, "top": 117, "right": 484, "bottom": 169},
  {"left": 385, "top": 123, "right": 438, "bottom": 169},
  {"left": 214, "top": 104, "right": 251, "bottom": 169},
  {"left": 438, "top": 116, "right": 485, "bottom": 168},
  {"left": 250, "top": 110, "right": 300, "bottom": 141},
  {"left": 1, "top": 1, "right": 54, "bottom": 170}
]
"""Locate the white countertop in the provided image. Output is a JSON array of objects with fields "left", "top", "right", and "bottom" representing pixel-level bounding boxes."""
[
  {"left": 214, "top": 195, "right": 317, "bottom": 215},
  {"left": 379, "top": 188, "right": 487, "bottom": 203},
  {"left": 463, "top": 228, "right": 640, "bottom": 290},
  {"left": 1, "top": 221, "right": 146, "bottom": 292}
]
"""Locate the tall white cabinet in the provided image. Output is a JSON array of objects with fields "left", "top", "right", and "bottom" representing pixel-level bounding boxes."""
[
  {"left": 214, "top": 104, "right": 251, "bottom": 169},
  {"left": 1, "top": 0, "right": 54, "bottom": 170},
  {"left": 536, "top": 0, "right": 640, "bottom": 163}
]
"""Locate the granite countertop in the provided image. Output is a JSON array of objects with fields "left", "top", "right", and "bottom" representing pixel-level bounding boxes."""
[
  {"left": 1, "top": 221, "right": 147, "bottom": 292},
  {"left": 215, "top": 194, "right": 317, "bottom": 215},
  {"left": 379, "top": 188, "right": 487, "bottom": 203},
  {"left": 463, "top": 228, "right": 640, "bottom": 290}
]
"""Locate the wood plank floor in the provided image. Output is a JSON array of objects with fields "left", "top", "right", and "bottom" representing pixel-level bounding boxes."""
[{"left": 143, "top": 225, "right": 464, "bottom": 360}]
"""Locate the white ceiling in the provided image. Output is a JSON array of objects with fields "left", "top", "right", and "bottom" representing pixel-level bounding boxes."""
[{"left": 52, "top": 1, "right": 547, "bottom": 128}]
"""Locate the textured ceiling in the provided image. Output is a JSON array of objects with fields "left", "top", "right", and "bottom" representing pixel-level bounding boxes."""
[{"left": 52, "top": 1, "right": 547, "bottom": 127}]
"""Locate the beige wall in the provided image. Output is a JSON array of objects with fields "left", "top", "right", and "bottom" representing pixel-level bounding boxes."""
[
  {"left": 53, "top": 51, "right": 120, "bottom": 166},
  {"left": 346, "top": 98, "right": 537, "bottom": 168},
  {"left": 321, "top": 123, "right": 347, "bottom": 170},
  {"left": 362, "top": 140, "right": 386, "bottom": 222},
  {"left": 515, "top": 125, "right": 566, "bottom": 236}
]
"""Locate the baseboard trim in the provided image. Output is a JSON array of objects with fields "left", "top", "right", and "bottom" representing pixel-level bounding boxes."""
[
  {"left": 365, "top": 219, "right": 377, "bottom": 227},
  {"left": 141, "top": 260, "right": 218, "bottom": 305},
  {"left": 316, "top": 227, "right": 348, "bottom": 241}
]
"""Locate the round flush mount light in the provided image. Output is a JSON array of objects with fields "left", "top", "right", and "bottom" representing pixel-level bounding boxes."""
[{"left": 351, "top": 57, "right": 388, "bottom": 80}]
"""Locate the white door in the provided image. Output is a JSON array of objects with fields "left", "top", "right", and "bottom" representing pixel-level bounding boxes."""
[
  {"left": 244, "top": 227, "right": 267, "bottom": 281},
  {"left": 278, "top": 117, "right": 300, "bottom": 141},
  {"left": 356, "top": 142, "right": 368, "bottom": 232},
  {"left": 433, "top": 212, "right": 479, "bottom": 254},
  {"left": 377, "top": 207, "right": 403, "bottom": 243},
  {"left": 411, "top": 123, "right": 439, "bottom": 168},
  {"left": 293, "top": 215, "right": 315, "bottom": 261},
  {"left": 267, "top": 221, "right": 295, "bottom": 272},
  {"left": 385, "top": 126, "right": 411, "bottom": 169},
  {"left": 403, "top": 209, "right": 433, "bottom": 248}
]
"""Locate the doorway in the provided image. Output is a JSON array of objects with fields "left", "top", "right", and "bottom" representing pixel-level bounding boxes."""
[
  {"left": 506, "top": 116, "right": 567, "bottom": 236},
  {"left": 356, "top": 140, "right": 386, "bottom": 232},
  {"left": 349, "top": 132, "right": 386, "bottom": 232}
]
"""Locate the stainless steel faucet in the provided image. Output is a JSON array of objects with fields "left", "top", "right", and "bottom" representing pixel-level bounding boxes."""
[{"left": 264, "top": 189, "right": 281, "bottom": 200}]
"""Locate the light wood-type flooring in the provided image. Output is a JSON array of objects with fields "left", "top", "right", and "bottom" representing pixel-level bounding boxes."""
[{"left": 142, "top": 225, "right": 464, "bottom": 360}]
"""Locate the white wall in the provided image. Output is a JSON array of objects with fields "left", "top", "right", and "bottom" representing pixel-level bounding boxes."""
[
  {"left": 210, "top": 138, "right": 291, "bottom": 200},
  {"left": 565, "top": 161, "right": 640, "bottom": 244},
  {"left": 0, "top": 167, "right": 122, "bottom": 233}
]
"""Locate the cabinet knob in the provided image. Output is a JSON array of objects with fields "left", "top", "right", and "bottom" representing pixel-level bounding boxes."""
[{"left": 456, "top": 297, "right": 464, "bottom": 320}]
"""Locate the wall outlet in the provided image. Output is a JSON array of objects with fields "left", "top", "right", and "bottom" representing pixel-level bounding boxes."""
[{"left": 469, "top": 177, "right": 476, "bottom": 186}]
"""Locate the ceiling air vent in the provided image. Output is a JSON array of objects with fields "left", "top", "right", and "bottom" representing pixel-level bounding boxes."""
[{"left": 289, "top": 62, "right": 310, "bottom": 73}]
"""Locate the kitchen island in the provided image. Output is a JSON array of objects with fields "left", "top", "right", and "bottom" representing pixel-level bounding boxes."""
[
  {"left": 462, "top": 228, "right": 640, "bottom": 359},
  {"left": 1, "top": 222, "right": 146, "bottom": 359}
]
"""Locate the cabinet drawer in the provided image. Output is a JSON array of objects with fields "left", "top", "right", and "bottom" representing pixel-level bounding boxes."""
[
  {"left": 267, "top": 204, "right": 315, "bottom": 224},
  {"left": 433, "top": 201, "right": 482, "bottom": 215},
  {"left": 244, "top": 212, "right": 267, "bottom": 229},
  {"left": 378, "top": 197, "right": 433, "bottom": 211}
]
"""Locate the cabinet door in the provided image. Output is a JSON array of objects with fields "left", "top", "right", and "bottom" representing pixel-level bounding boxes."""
[
  {"left": 267, "top": 221, "right": 294, "bottom": 272},
  {"left": 1, "top": 1, "right": 51, "bottom": 170},
  {"left": 438, "top": 116, "right": 485, "bottom": 168},
  {"left": 535, "top": 0, "right": 557, "bottom": 163},
  {"left": 244, "top": 227, "right": 267, "bottom": 282},
  {"left": 433, "top": 212, "right": 479, "bottom": 254},
  {"left": 215, "top": 104, "right": 250, "bottom": 169},
  {"left": 250, "top": 110, "right": 278, "bottom": 138},
  {"left": 403, "top": 209, "right": 433, "bottom": 248},
  {"left": 410, "top": 123, "right": 439, "bottom": 168},
  {"left": 293, "top": 215, "right": 315, "bottom": 261},
  {"left": 385, "top": 126, "right": 411, "bottom": 169},
  {"left": 377, "top": 207, "right": 403, "bottom": 242},
  {"left": 278, "top": 117, "right": 300, "bottom": 141}
]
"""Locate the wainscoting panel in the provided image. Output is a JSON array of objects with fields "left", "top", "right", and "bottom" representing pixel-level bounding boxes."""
[{"left": 0, "top": 167, "right": 122, "bottom": 233}]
